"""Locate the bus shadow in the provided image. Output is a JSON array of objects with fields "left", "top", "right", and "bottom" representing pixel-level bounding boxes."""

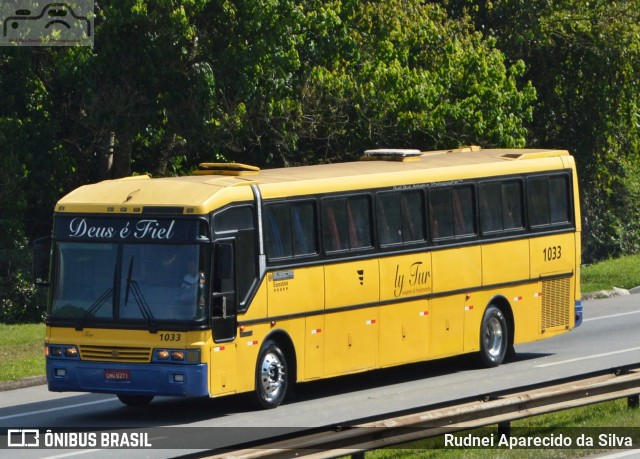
[
  {"left": 17, "top": 351, "right": 553, "bottom": 428},
  {"left": 286, "top": 350, "right": 554, "bottom": 406}
]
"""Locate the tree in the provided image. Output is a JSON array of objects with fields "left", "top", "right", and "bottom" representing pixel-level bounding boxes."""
[
  {"left": 194, "top": 0, "right": 535, "bottom": 166},
  {"left": 442, "top": 0, "right": 640, "bottom": 262}
]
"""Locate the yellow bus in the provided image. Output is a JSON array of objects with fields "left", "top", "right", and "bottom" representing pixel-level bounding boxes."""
[{"left": 34, "top": 146, "right": 582, "bottom": 408}]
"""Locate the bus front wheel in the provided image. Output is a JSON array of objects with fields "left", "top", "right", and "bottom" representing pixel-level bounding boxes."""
[
  {"left": 254, "top": 340, "right": 288, "bottom": 409},
  {"left": 117, "top": 394, "right": 154, "bottom": 406},
  {"left": 479, "top": 305, "right": 508, "bottom": 368}
]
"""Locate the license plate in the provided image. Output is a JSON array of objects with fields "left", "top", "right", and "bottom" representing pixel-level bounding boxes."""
[{"left": 104, "top": 369, "right": 131, "bottom": 381}]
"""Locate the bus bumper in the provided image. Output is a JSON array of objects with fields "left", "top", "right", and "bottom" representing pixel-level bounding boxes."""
[
  {"left": 574, "top": 300, "right": 583, "bottom": 327},
  {"left": 46, "top": 360, "right": 209, "bottom": 397}
]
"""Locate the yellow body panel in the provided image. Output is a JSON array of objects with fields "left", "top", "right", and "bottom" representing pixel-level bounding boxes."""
[
  {"left": 482, "top": 240, "right": 531, "bottom": 285},
  {"left": 47, "top": 147, "right": 581, "bottom": 403},
  {"left": 210, "top": 341, "right": 237, "bottom": 396},
  {"left": 267, "top": 267, "right": 324, "bottom": 317},
  {"left": 324, "top": 259, "right": 379, "bottom": 308},
  {"left": 379, "top": 300, "right": 430, "bottom": 367},
  {"left": 323, "top": 307, "right": 379, "bottom": 376}
]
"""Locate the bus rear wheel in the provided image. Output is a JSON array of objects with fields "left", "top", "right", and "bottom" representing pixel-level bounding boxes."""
[
  {"left": 117, "top": 394, "right": 154, "bottom": 406},
  {"left": 254, "top": 340, "right": 288, "bottom": 409},
  {"left": 479, "top": 305, "right": 508, "bottom": 368}
]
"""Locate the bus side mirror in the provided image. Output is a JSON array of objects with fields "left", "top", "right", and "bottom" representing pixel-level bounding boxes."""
[{"left": 33, "top": 236, "right": 51, "bottom": 286}]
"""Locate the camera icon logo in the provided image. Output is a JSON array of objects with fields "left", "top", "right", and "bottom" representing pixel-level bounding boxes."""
[
  {"left": 1, "top": 1, "right": 93, "bottom": 46},
  {"left": 7, "top": 429, "right": 40, "bottom": 447}
]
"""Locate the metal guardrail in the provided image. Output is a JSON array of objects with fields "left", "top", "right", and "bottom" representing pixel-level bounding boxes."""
[{"left": 205, "top": 365, "right": 640, "bottom": 459}]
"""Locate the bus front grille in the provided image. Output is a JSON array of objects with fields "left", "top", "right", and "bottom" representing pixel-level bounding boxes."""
[
  {"left": 80, "top": 345, "right": 151, "bottom": 362},
  {"left": 541, "top": 277, "right": 571, "bottom": 332}
]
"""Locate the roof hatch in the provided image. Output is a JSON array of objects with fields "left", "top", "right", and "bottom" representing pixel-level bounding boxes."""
[
  {"left": 193, "top": 162, "right": 260, "bottom": 176},
  {"left": 361, "top": 149, "right": 423, "bottom": 161}
]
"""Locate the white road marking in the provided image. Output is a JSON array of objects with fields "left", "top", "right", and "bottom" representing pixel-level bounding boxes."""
[
  {"left": 535, "top": 346, "right": 640, "bottom": 368},
  {"left": 0, "top": 398, "right": 114, "bottom": 421},
  {"left": 584, "top": 310, "right": 640, "bottom": 322},
  {"left": 41, "top": 450, "right": 103, "bottom": 459}
]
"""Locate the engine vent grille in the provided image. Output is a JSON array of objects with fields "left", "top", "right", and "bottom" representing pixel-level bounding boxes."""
[{"left": 541, "top": 277, "right": 571, "bottom": 332}]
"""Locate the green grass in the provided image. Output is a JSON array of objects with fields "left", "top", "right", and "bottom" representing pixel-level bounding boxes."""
[
  {"left": 0, "top": 323, "right": 45, "bottom": 382},
  {"left": 581, "top": 254, "right": 640, "bottom": 293},
  {"left": 366, "top": 399, "right": 640, "bottom": 458}
]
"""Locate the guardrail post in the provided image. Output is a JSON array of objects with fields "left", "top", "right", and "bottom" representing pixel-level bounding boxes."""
[
  {"left": 628, "top": 395, "right": 639, "bottom": 409},
  {"left": 351, "top": 452, "right": 365, "bottom": 459},
  {"left": 498, "top": 421, "right": 511, "bottom": 438}
]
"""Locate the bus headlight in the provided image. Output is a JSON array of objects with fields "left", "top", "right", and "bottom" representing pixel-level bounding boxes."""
[
  {"left": 46, "top": 345, "right": 79, "bottom": 359},
  {"left": 153, "top": 349, "right": 200, "bottom": 364}
]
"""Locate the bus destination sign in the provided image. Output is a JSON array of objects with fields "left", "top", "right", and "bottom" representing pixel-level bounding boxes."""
[{"left": 53, "top": 217, "right": 200, "bottom": 243}]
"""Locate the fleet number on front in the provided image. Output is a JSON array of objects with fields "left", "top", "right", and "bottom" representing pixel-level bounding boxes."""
[
  {"left": 543, "top": 245, "right": 562, "bottom": 261},
  {"left": 160, "top": 333, "right": 182, "bottom": 342}
]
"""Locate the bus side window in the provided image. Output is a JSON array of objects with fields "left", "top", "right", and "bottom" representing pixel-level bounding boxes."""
[
  {"left": 503, "top": 181, "right": 524, "bottom": 230},
  {"left": 322, "top": 200, "right": 348, "bottom": 252},
  {"left": 322, "top": 196, "right": 372, "bottom": 253},
  {"left": 479, "top": 182, "right": 502, "bottom": 233},
  {"left": 480, "top": 180, "right": 524, "bottom": 233},
  {"left": 429, "top": 188, "right": 454, "bottom": 239},
  {"left": 291, "top": 202, "right": 317, "bottom": 256},
  {"left": 401, "top": 190, "right": 425, "bottom": 242},
  {"left": 452, "top": 185, "right": 476, "bottom": 236},
  {"left": 265, "top": 204, "right": 293, "bottom": 259},
  {"left": 378, "top": 190, "right": 425, "bottom": 246},
  {"left": 529, "top": 175, "right": 570, "bottom": 227},
  {"left": 377, "top": 192, "right": 402, "bottom": 246},
  {"left": 347, "top": 196, "right": 372, "bottom": 249},
  {"left": 549, "top": 176, "right": 570, "bottom": 223}
]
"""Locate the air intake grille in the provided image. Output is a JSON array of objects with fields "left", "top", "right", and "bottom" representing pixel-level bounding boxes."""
[
  {"left": 541, "top": 277, "right": 571, "bottom": 331},
  {"left": 80, "top": 345, "right": 151, "bottom": 362}
]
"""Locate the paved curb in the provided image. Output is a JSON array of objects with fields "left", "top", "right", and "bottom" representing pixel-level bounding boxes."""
[
  {"left": 0, "top": 375, "right": 46, "bottom": 392},
  {"left": 581, "top": 286, "right": 640, "bottom": 300}
]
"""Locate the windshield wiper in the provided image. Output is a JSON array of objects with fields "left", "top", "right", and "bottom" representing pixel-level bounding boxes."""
[
  {"left": 124, "top": 256, "right": 158, "bottom": 333},
  {"left": 76, "top": 288, "right": 113, "bottom": 331}
]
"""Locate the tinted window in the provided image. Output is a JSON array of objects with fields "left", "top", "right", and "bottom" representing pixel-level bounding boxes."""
[
  {"left": 377, "top": 190, "right": 425, "bottom": 246},
  {"left": 479, "top": 180, "right": 523, "bottom": 233},
  {"left": 430, "top": 185, "right": 475, "bottom": 239},
  {"left": 265, "top": 202, "right": 317, "bottom": 260},
  {"left": 213, "top": 206, "right": 254, "bottom": 234},
  {"left": 528, "top": 175, "right": 570, "bottom": 226},
  {"left": 322, "top": 196, "right": 372, "bottom": 253}
]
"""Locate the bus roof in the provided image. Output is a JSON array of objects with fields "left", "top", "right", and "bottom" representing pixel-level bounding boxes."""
[{"left": 55, "top": 148, "right": 572, "bottom": 215}]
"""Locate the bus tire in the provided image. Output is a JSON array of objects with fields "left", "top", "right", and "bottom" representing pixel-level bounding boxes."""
[
  {"left": 479, "top": 305, "right": 508, "bottom": 368},
  {"left": 254, "top": 340, "right": 289, "bottom": 409},
  {"left": 117, "top": 394, "right": 154, "bottom": 406}
]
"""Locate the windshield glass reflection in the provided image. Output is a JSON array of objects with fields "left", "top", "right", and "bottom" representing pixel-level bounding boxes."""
[{"left": 51, "top": 242, "right": 206, "bottom": 323}]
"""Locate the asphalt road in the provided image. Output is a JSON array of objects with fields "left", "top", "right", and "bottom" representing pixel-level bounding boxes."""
[{"left": 1, "top": 294, "right": 639, "bottom": 458}]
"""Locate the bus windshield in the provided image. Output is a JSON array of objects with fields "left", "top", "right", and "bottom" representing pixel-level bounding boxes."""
[{"left": 51, "top": 242, "right": 207, "bottom": 324}]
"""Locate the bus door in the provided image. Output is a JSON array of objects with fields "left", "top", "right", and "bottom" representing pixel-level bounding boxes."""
[
  {"left": 211, "top": 240, "right": 237, "bottom": 342},
  {"left": 209, "top": 240, "right": 239, "bottom": 396}
]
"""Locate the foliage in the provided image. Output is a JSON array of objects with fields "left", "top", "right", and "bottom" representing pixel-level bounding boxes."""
[
  {"left": 442, "top": 0, "right": 640, "bottom": 262},
  {"left": 1, "top": 1, "right": 639, "bottom": 320}
]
